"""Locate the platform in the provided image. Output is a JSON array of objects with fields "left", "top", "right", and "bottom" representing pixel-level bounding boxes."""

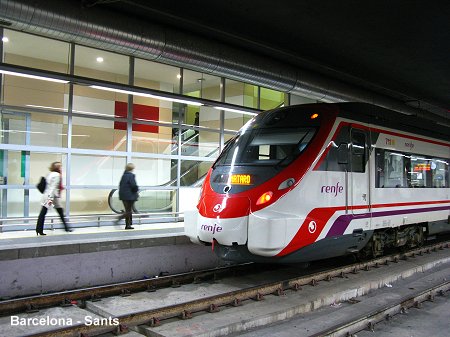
[
  {"left": 0, "top": 222, "right": 186, "bottom": 260},
  {"left": 0, "top": 222, "right": 221, "bottom": 299}
]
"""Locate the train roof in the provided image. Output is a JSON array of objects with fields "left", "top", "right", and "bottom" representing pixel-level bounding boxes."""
[{"left": 335, "top": 103, "right": 450, "bottom": 143}]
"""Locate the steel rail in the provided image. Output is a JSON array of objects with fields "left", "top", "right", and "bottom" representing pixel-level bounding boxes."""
[
  {"left": 14, "top": 241, "right": 449, "bottom": 337},
  {"left": 309, "top": 281, "right": 450, "bottom": 337},
  {"left": 0, "top": 262, "right": 262, "bottom": 316}
]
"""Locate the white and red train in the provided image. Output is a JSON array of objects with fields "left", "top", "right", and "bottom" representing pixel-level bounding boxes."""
[{"left": 185, "top": 103, "right": 450, "bottom": 263}]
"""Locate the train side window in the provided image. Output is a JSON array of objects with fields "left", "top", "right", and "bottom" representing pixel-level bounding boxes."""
[
  {"left": 351, "top": 131, "right": 366, "bottom": 173},
  {"left": 431, "top": 160, "right": 448, "bottom": 188}
]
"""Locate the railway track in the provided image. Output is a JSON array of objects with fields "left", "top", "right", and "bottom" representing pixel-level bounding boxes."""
[{"left": 1, "top": 240, "right": 449, "bottom": 337}]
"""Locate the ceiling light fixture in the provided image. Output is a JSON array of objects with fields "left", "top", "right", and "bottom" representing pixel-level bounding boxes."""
[
  {"left": 0, "top": 70, "right": 69, "bottom": 83},
  {"left": 96, "top": 57, "right": 104, "bottom": 63},
  {"left": 2, "top": 36, "right": 9, "bottom": 43}
]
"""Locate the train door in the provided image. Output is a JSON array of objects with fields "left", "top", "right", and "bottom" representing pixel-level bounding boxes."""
[{"left": 350, "top": 129, "right": 370, "bottom": 216}]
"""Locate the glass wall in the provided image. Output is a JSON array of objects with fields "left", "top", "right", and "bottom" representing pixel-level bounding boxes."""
[
  {"left": 3, "top": 29, "right": 70, "bottom": 74},
  {"left": 134, "top": 58, "right": 180, "bottom": 94},
  {"left": 260, "top": 87, "right": 286, "bottom": 110},
  {"left": 0, "top": 28, "right": 316, "bottom": 228},
  {"left": 74, "top": 45, "right": 129, "bottom": 85},
  {"left": 225, "top": 79, "right": 259, "bottom": 109}
]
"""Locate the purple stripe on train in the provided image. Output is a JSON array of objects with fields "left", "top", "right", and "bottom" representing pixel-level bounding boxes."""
[{"left": 326, "top": 205, "right": 450, "bottom": 238}]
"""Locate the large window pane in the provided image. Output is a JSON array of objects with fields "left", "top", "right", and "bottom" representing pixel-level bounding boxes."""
[
  {"left": 4, "top": 150, "right": 24, "bottom": 185},
  {"left": 134, "top": 189, "right": 176, "bottom": 214},
  {"left": 1, "top": 113, "right": 26, "bottom": 145},
  {"left": 432, "top": 159, "right": 449, "bottom": 188},
  {"left": 74, "top": 45, "right": 129, "bottom": 84},
  {"left": 134, "top": 58, "right": 180, "bottom": 94},
  {"left": 72, "top": 85, "right": 127, "bottom": 151},
  {"left": 70, "top": 189, "right": 113, "bottom": 215},
  {"left": 6, "top": 189, "right": 24, "bottom": 217},
  {"left": 132, "top": 127, "right": 173, "bottom": 154},
  {"left": 224, "top": 111, "right": 253, "bottom": 132},
  {"left": 30, "top": 152, "right": 67, "bottom": 188},
  {"left": 180, "top": 160, "right": 212, "bottom": 186},
  {"left": 260, "top": 87, "right": 286, "bottom": 110},
  {"left": 2, "top": 75, "right": 68, "bottom": 109},
  {"left": 225, "top": 80, "right": 258, "bottom": 109},
  {"left": 132, "top": 95, "right": 174, "bottom": 124},
  {"left": 183, "top": 70, "right": 221, "bottom": 101},
  {"left": 73, "top": 85, "right": 127, "bottom": 118},
  {"left": 132, "top": 157, "right": 173, "bottom": 186},
  {"left": 70, "top": 154, "right": 126, "bottom": 186},
  {"left": 72, "top": 116, "right": 126, "bottom": 151},
  {"left": 31, "top": 112, "right": 68, "bottom": 147},
  {"left": 3, "top": 29, "right": 70, "bottom": 74},
  {"left": 180, "top": 129, "right": 220, "bottom": 159}
]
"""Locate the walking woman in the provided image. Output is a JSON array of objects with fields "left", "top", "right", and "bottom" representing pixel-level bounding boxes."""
[
  {"left": 117, "top": 163, "right": 139, "bottom": 230},
  {"left": 36, "top": 161, "right": 72, "bottom": 235}
]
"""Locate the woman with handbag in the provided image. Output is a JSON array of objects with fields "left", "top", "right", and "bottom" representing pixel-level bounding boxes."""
[{"left": 36, "top": 161, "right": 72, "bottom": 235}]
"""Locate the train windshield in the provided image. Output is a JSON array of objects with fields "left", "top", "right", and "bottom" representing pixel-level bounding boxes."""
[{"left": 215, "top": 126, "right": 316, "bottom": 167}]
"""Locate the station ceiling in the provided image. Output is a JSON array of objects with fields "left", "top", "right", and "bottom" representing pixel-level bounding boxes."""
[{"left": 93, "top": 0, "right": 450, "bottom": 123}]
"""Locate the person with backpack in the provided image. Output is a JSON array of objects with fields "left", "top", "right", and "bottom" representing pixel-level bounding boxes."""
[{"left": 36, "top": 161, "right": 72, "bottom": 235}]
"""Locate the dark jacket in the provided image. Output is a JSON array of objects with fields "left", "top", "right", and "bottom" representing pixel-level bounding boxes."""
[{"left": 119, "top": 171, "right": 139, "bottom": 201}]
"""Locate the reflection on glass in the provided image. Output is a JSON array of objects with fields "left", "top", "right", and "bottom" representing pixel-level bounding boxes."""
[
  {"left": 183, "top": 70, "right": 221, "bottom": 101},
  {"left": 6, "top": 151, "right": 24, "bottom": 185},
  {"left": 70, "top": 189, "right": 113, "bottom": 215},
  {"left": 3, "top": 29, "right": 70, "bottom": 73},
  {"left": 30, "top": 152, "right": 66, "bottom": 187},
  {"left": 134, "top": 189, "right": 176, "bottom": 213},
  {"left": 70, "top": 155, "right": 125, "bottom": 186},
  {"left": 180, "top": 160, "right": 212, "bottom": 186},
  {"left": 260, "top": 87, "right": 286, "bottom": 110},
  {"left": 31, "top": 112, "right": 68, "bottom": 147},
  {"left": 7, "top": 189, "right": 25, "bottom": 217},
  {"left": 224, "top": 110, "right": 252, "bottom": 132},
  {"left": 75, "top": 45, "right": 129, "bottom": 84},
  {"left": 73, "top": 85, "right": 127, "bottom": 118},
  {"left": 72, "top": 117, "right": 126, "bottom": 151},
  {"left": 3, "top": 75, "right": 68, "bottom": 109},
  {"left": 132, "top": 157, "right": 173, "bottom": 186},
  {"left": 225, "top": 79, "right": 258, "bottom": 108},
  {"left": 1, "top": 114, "right": 26, "bottom": 145},
  {"left": 135, "top": 58, "right": 180, "bottom": 94}
]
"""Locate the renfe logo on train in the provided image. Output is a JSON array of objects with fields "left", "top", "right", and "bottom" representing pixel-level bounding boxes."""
[
  {"left": 200, "top": 223, "right": 223, "bottom": 234},
  {"left": 321, "top": 182, "right": 344, "bottom": 197}
]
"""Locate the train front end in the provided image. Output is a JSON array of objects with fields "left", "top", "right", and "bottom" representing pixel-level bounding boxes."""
[{"left": 185, "top": 104, "right": 335, "bottom": 262}]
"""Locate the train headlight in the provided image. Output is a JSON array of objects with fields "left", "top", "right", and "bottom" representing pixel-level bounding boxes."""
[{"left": 256, "top": 191, "right": 273, "bottom": 205}]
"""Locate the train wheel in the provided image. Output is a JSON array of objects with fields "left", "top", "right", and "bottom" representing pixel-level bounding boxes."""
[{"left": 357, "top": 240, "right": 375, "bottom": 261}]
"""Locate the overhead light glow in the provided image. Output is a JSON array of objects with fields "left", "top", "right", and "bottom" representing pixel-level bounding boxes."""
[
  {"left": 0, "top": 70, "right": 69, "bottom": 83},
  {"left": 96, "top": 57, "right": 104, "bottom": 63},
  {"left": 2, "top": 36, "right": 9, "bottom": 43},
  {"left": 90, "top": 85, "right": 203, "bottom": 106},
  {"left": 176, "top": 74, "right": 182, "bottom": 79},
  {"left": 214, "top": 106, "right": 258, "bottom": 116}
]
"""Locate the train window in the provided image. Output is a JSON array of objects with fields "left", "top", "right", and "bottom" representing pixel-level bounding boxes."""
[
  {"left": 351, "top": 131, "right": 366, "bottom": 173},
  {"left": 213, "top": 127, "right": 316, "bottom": 167},
  {"left": 431, "top": 159, "right": 449, "bottom": 188},
  {"left": 375, "top": 149, "right": 449, "bottom": 188}
]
